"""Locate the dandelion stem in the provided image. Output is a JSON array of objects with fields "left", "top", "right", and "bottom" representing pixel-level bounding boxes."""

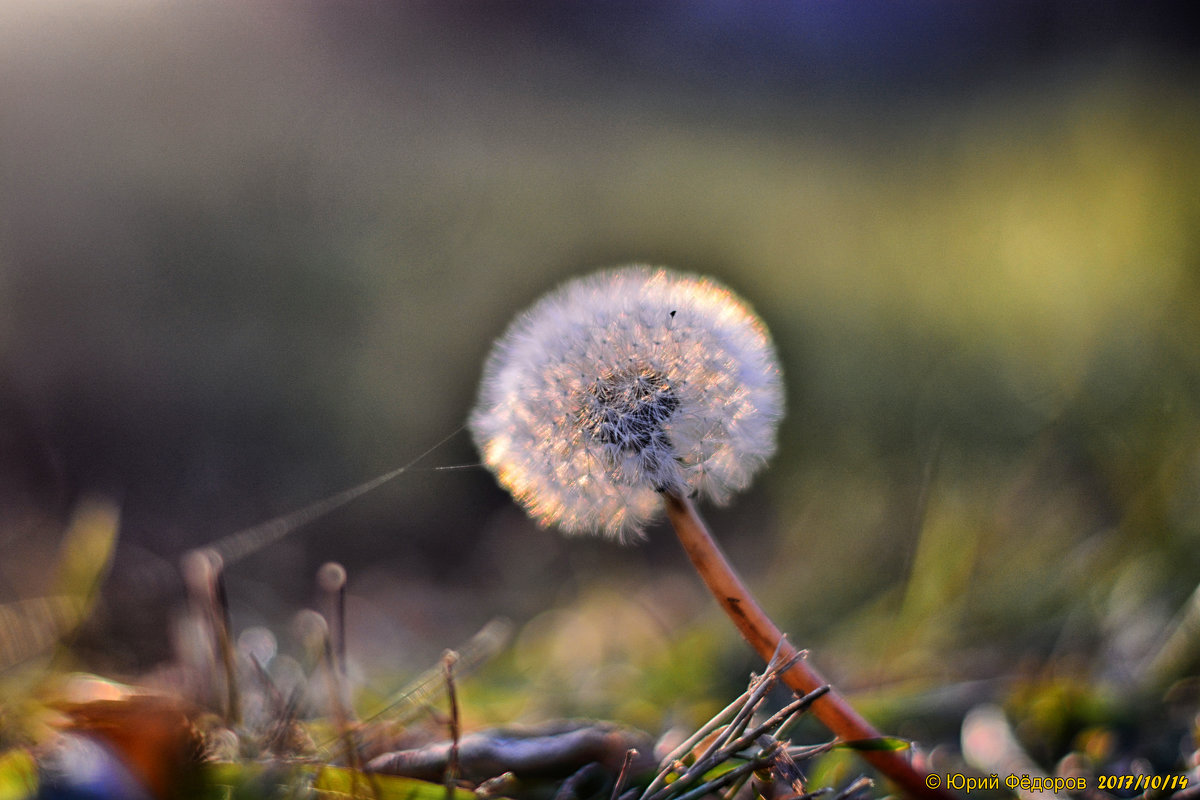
[{"left": 662, "top": 492, "right": 953, "bottom": 800}]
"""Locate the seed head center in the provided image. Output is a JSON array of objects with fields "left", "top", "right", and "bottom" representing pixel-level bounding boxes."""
[{"left": 578, "top": 367, "right": 680, "bottom": 456}]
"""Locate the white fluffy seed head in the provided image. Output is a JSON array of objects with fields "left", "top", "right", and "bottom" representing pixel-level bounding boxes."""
[{"left": 469, "top": 266, "right": 785, "bottom": 542}]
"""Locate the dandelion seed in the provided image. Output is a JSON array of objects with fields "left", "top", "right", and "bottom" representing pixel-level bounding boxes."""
[{"left": 469, "top": 265, "right": 784, "bottom": 540}]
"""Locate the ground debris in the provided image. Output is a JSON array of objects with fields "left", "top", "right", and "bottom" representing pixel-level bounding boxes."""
[{"left": 366, "top": 719, "right": 656, "bottom": 783}]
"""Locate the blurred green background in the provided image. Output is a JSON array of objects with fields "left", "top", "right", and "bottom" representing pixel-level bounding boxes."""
[{"left": 2, "top": 0, "right": 1199, "bottom": 775}]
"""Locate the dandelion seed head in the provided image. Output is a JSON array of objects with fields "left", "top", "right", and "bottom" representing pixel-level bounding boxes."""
[{"left": 469, "top": 266, "right": 784, "bottom": 541}]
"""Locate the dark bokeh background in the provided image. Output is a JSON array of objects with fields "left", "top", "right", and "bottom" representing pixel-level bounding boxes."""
[{"left": 3, "top": 0, "right": 1200, "bottom": 764}]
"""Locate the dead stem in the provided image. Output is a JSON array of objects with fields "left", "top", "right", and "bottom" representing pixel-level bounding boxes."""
[
  {"left": 182, "top": 548, "right": 240, "bottom": 726},
  {"left": 318, "top": 561, "right": 349, "bottom": 684},
  {"left": 318, "top": 609, "right": 378, "bottom": 800},
  {"left": 662, "top": 492, "right": 954, "bottom": 800},
  {"left": 611, "top": 749, "right": 639, "bottom": 800},
  {"left": 443, "top": 649, "right": 463, "bottom": 800}
]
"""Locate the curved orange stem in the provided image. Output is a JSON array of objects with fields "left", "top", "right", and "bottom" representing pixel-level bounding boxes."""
[{"left": 663, "top": 493, "right": 956, "bottom": 800}]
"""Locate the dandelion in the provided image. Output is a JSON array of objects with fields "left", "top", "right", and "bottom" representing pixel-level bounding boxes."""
[
  {"left": 471, "top": 265, "right": 948, "bottom": 800},
  {"left": 469, "top": 265, "right": 783, "bottom": 540}
]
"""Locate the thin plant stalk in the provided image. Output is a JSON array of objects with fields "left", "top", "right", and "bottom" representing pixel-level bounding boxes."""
[
  {"left": 640, "top": 691, "right": 748, "bottom": 800},
  {"left": 662, "top": 492, "right": 953, "bottom": 800},
  {"left": 442, "top": 650, "right": 462, "bottom": 800},
  {"left": 611, "top": 749, "right": 639, "bottom": 800}
]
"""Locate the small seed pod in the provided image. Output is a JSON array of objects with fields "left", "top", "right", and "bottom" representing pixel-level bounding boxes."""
[{"left": 469, "top": 266, "right": 784, "bottom": 541}]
